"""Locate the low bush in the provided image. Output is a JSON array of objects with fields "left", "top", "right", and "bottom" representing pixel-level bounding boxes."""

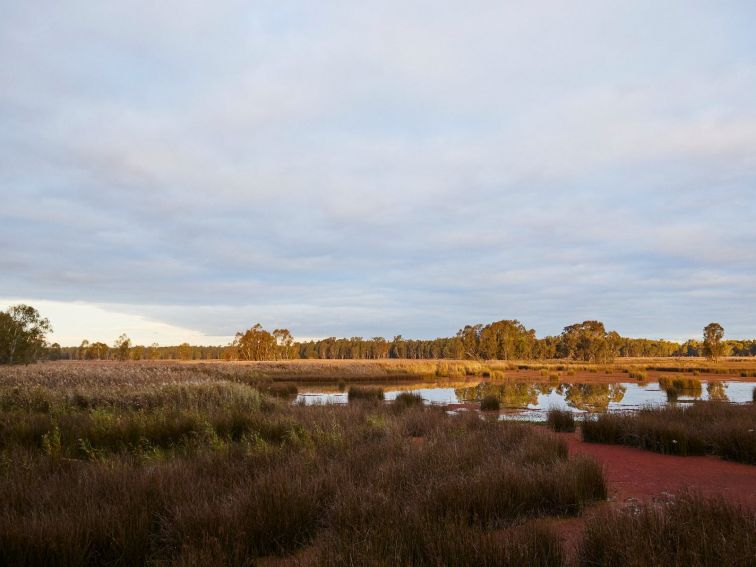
[
  {"left": 547, "top": 408, "right": 576, "bottom": 432},
  {"left": 480, "top": 395, "right": 501, "bottom": 411},
  {"left": 393, "top": 392, "right": 424, "bottom": 408},
  {"left": 347, "top": 386, "right": 385, "bottom": 402}
]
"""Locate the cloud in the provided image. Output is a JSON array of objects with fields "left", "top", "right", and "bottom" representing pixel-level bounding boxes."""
[{"left": 1, "top": 1, "right": 755, "bottom": 344}]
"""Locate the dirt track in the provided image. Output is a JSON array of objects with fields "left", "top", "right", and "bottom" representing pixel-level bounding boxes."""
[
  {"left": 549, "top": 431, "right": 756, "bottom": 557},
  {"left": 561, "top": 431, "right": 756, "bottom": 508}
]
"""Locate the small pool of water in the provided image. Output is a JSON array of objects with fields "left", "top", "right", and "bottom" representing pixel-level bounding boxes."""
[{"left": 295, "top": 380, "right": 756, "bottom": 419}]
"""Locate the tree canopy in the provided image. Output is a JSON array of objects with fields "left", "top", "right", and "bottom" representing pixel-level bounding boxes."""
[
  {"left": 702, "top": 323, "right": 725, "bottom": 361},
  {"left": 5, "top": 302, "right": 754, "bottom": 363},
  {"left": 0, "top": 304, "right": 52, "bottom": 364},
  {"left": 558, "top": 321, "right": 620, "bottom": 363}
]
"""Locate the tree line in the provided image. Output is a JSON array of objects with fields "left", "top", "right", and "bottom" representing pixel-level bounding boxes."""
[{"left": 2, "top": 304, "right": 751, "bottom": 364}]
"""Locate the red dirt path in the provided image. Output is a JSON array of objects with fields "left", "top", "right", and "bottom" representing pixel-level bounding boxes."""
[
  {"left": 550, "top": 432, "right": 756, "bottom": 556},
  {"left": 560, "top": 431, "right": 756, "bottom": 508}
]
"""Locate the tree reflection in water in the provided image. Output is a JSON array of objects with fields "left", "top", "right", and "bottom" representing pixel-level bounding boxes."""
[
  {"left": 456, "top": 383, "right": 540, "bottom": 408},
  {"left": 706, "top": 381, "right": 728, "bottom": 401},
  {"left": 562, "top": 383, "right": 626, "bottom": 412}
]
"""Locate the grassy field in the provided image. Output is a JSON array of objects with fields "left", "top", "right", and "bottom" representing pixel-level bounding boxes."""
[
  {"left": 577, "top": 492, "right": 756, "bottom": 567},
  {"left": 0, "top": 373, "right": 606, "bottom": 565},
  {"left": 4, "top": 358, "right": 756, "bottom": 388},
  {"left": 1, "top": 362, "right": 755, "bottom": 565}
]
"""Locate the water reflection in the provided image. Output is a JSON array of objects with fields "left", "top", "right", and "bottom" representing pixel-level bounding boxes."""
[
  {"left": 562, "top": 384, "right": 626, "bottom": 412},
  {"left": 658, "top": 377, "right": 703, "bottom": 401},
  {"left": 706, "top": 381, "right": 728, "bottom": 401},
  {"left": 454, "top": 383, "right": 542, "bottom": 408},
  {"left": 295, "top": 380, "right": 754, "bottom": 417}
]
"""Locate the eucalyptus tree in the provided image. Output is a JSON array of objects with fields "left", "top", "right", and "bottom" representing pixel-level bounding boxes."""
[
  {"left": 114, "top": 334, "right": 132, "bottom": 361},
  {"left": 0, "top": 304, "right": 52, "bottom": 364},
  {"left": 558, "top": 321, "right": 619, "bottom": 363},
  {"left": 234, "top": 324, "right": 277, "bottom": 361},
  {"left": 703, "top": 323, "right": 725, "bottom": 361}
]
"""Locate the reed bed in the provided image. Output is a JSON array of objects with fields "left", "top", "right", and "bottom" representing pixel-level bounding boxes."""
[
  {"left": 547, "top": 408, "right": 576, "bottom": 432},
  {"left": 392, "top": 391, "right": 424, "bottom": 408},
  {"left": 658, "top": 376, "right": 702, "bottom": 399},
  {"left": 480, "top": 394, "right": 501, "bottom": 411},
  {"left": 347, "top": 386, "right": 385, "bottom": 402},
  {"left": 582, "top": 402, "right": 756, "bottom": 464},
  {"left": 4, "top": 360, "right": 753, "bottom": 394},
  {"left": 264, "top": 382, "right": 298, "bottom": 398},
  {"left": 0, "top": 383, "right": 607, "bottom": 566},
  {"left": 577, "top": 492, "right": 756, "bottom": 567}
]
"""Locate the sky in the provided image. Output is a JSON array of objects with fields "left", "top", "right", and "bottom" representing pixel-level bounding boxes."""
[{"left": 1, "top": 1, "right": 755, "bottom": 346}]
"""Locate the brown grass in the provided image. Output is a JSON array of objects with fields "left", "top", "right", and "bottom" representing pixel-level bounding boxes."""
[
  {"left": 578, "top": 492, "right": 756, "bottom": 566},
  {"left": 581, "top": 402, "right": 756, "bottom": 464},
  {"left": 0, "top": 372, "right": 608, "bottom": 566},
  {"left": 547, "top": 408, "right": 577, "bottom": 432},
  {"left": 5, "top": 358, "right": 755, "bottom": 389}
]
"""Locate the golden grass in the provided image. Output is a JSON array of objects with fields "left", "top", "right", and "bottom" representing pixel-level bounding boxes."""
[{"left": 2, "top": 358, "right": 755, "bottom": 392}]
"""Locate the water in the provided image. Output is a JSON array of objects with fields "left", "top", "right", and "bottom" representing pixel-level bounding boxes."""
[{"left": 295, "top": 380, "right": 756, "bottom": 420}]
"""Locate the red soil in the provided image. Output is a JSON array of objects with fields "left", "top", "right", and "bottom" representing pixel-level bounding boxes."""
[
  {"left": 560, "top": 431, "right": 756, "bottom": 508},
  {"left": 551, "top": 431, "right": 756, "bottom": 556}
]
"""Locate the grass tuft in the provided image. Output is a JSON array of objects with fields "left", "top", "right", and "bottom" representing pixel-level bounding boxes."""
[
  {"left": 347, "top": 386, "right": 385, "bottom": 402},
  {"left": 480, "top": 395, "right": 501, "bottom": 411},
  {"left": 393, "top": 392, "right": 424, "bottom": 408},
  {"left": 547, "top": 408, "right": 576, "bottom": 432}
]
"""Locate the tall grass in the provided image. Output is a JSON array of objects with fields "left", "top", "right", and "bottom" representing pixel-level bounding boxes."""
[
  {"left": 393, "top": 391, "right": 424, "bottom": 408},
  {"left": 264, "top": 382, "right": 298, "bottom": 398},
  {"left": 0, "top": 383, "right": 608, "bottom": 565},
  {"left": 628, "top": 370, "right": 647, "bottom": 380},
  {"left": 347, "top": 385, "right": 385, "bottom": 402},
  {"left": 319, "top": 518, "right": 565, "bottom": 567},
  {"left": 547, "top": 408, "right": 576, "bottom": 432},
  {"left": 578, "top": 492, "right": 756, "bottom": 566},
  {"left": 480, "top": 394, "right": 501, "bottom": 411},
  {"left": 582, "top": 402, "right": 756, "bottom": 464},
  {"left": 658, "top": 376, "right": 702, "bottom": 399}
]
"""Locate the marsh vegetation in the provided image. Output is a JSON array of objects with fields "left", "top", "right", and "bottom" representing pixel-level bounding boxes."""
[
  {"left": 578, "top": 492, "right": 756, "bottom": 567},
  {"left": 0, "top": 363, "right": 754, "bottom": 565},
  {"left": 0, "top": 368, "right": 609, "bottom": 566},
  {"left": 582, "top": 402, "right": 756, "bottom": 464}
]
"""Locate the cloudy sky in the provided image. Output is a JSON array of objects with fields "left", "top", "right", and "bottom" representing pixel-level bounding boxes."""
[{"left": 2, "top": 1, "right": 755, "bottom": 346}]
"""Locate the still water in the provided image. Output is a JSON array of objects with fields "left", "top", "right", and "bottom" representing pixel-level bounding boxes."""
[{"left": 295, "top": 380, "right": 756, "bottom": 420}]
